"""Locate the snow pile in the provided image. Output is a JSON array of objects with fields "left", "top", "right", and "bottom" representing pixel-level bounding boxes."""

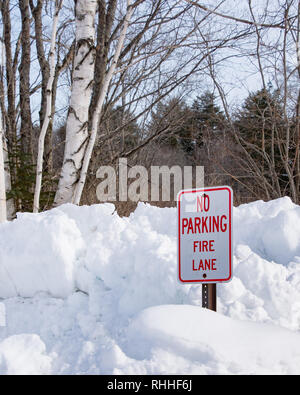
[
  {"left": 234, "top": 197, "right": 300, "bottom": 265},
  {"left": 127, "top": 305, "right": 300, "bottom": 375},
  {"left": 0, "top": 197, "right": 300, "bottom": 374},
  {"left": 0, "top": 335, "right": 51, "bottom": 375},
  {"left": 0, "top": 209, "right": 84, "bottom": 298},
  {"left": 0, "top": 303, "right": 5, "bottom": 327}
]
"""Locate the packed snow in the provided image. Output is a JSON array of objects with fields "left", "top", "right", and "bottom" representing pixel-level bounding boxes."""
[{"left": 0, "top": 197, "right": 300, "bottom": 374}]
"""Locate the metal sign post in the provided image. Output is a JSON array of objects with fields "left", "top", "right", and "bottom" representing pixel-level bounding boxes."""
[{"left": 202, "top": 284, "right": 217, "bottom": 312}]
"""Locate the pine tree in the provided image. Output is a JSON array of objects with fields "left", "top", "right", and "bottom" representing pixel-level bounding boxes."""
[
  {"left": 7, "top": 143, "right": 56, "bottom": 213},
  {"left": 191, "top": 91, "right": 225, "bottom": 148},
  {"left": 102, "top": 106, "right": 140, "bottom": 154},
  {"left": 234, "top": 88, "right": 287, "bottom": 197},
  {"left": 149, "top": 98, "right": 195, "bottom": 153}
]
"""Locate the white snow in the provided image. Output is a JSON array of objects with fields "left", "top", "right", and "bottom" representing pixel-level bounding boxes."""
[
  {"left": 0, "top": 197, "right": 300, "bottom": 374},
  {"left": 127, "top": 305, "right": 300, "bottom": 375},
  {"left": 0, "top": 334, "right": 52, "bottom": 375},
  {"left": 0, "top": 303, "right": 5, "bottom": 327}
]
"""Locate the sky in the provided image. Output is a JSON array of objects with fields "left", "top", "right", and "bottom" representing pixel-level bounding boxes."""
[{"left": 1, "top": 0, "right": 298, "bottom": 127}]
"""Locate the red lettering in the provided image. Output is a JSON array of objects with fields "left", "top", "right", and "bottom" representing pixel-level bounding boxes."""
[
  {"left": 193, "top": 260, "right": 197, "bottom": 271},
  {"left": 192, "top": 240, "right": 215, "bottom": 252},
  {"left": 195, "top": 217, "right": 201, "bottom": 233},
  {"left": 197, "top": 197, "right": 204, "bottom": 212},
  {"left": 213, "top": 216, "right": 219, "bottom": 232},
  {"left": 187, "top": 218, "right": 194, "bottom": 234},
  {"left": 204, "top": 195, "right": 210, "bottom": 212},
  {"left": 182, "top": 216, "right": 228, "bottom": 235},
  {"left": 205, "top": 259, "right": 211, "bottom": 270},
  {"left": 202, "top": 217, "right": 208, "bottom": 233},
  {"left": 220, "top": 215, "right": 227, "bottom": 232},
  {"left": 182, "top": 218, "right": 188, "bottom": 234},
  {"left": 193, "top": 258, "right": 217, "bottom": 271},
  {"left": 197, "top": 195, "right": 210, "bottom": 213},
  {"left": 211, "top": 259, "right": 217, "bottom": 270},
  {"left": 193, "top": 241, "right": 198, "bottom": 253}
]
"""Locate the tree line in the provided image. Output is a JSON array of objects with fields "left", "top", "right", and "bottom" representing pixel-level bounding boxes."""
[{"left": 0, "top": 0, "right": 299, "bottom": 221}]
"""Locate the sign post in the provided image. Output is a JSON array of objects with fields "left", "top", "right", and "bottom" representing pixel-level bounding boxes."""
[
  {"left": 177, "top": 186, "right": 233, "bottom": 312},
  {"left": 202, "top": 284, "right": 217, "bottom": 311}
]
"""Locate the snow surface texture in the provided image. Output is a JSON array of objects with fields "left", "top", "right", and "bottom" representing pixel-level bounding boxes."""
[{"left": 0, "top": 197, "right": 300, "bottom": 374}]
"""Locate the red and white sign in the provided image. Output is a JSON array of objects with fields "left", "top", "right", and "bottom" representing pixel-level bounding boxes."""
[{"left": 178, "top": 186, "right": 233, "bottom": 284}]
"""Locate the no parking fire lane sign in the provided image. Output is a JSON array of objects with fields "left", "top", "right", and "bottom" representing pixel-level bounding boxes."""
[{"left": 178, "top": 186, "right": 233, "bottom": 284}]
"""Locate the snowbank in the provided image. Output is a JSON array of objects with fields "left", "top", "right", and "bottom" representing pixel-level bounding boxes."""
[
  {"left": 234, "top": 197, "right": 300, "bottom": 265},
  {"left": 0, "top": 334, "right": 51, "bottom": 375},
  {"left": 0, "top": 208, "right": 85, "bottom": 298},
  {"left": 0, "top": 197, "right": 299, "bottom": 374},
  {"left": 126, "top": 305, "right": 300, "bottom": 374}
]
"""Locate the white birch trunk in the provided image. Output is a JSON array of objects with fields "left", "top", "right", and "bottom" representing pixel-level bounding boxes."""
[
  {"left": 0, "top": 116, "right": 7, "bottom": 223},
  {"left": 54, "top": 0, "right": 97, "bottom": 206},
  {"left": 3, "top": 138, "right": 14, "bottom": 220},
  {"left": 1, "top": 36, "right": 13, "bottom": 220},
  {"left": 0, "top": 38, "right": 6, "bottom": 222},
  {"left": 33, "top": 0, "right": 62, "bottom": 213},
  {"left": 73, "top": 0, "right": 134, "bottom": 205}
]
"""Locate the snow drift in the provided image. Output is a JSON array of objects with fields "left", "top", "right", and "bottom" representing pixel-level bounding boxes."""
[{"left": 0, "top": 197, "right": 300, "bottom": 374}]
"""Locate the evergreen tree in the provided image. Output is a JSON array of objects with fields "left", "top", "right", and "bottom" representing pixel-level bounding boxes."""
[
  {"left": 191, "top": 91, "right": 225, "bottom": 148},
  {"left": 234, "top": 88, "right": 287, "bottom": 197},
  {"left": 235, "top": 88, "right": 282, "bottom": 147},
  {"left": 148, "top": 94, "right": 225, "bottom": 157},
  {"left": 7, "top": 142, "right": 56, "bottom": 213},
  {"left": 149, "top": 98, "right": 195, "bottom": 154},
  {"left": 104, "top": 106, "right": 140, "bottom": 153}
]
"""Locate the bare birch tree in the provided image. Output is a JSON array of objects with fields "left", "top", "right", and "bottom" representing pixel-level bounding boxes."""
[
  {"left": 33, "top": 0, "right": 63, "bottom": 213},
  {"left": 0, "top": 40, "right": 6, "bottom": 222},
  {"left": 54, "top": 0, "right": 98, "bottom": 206},
  {"left": 72, "top": 0, "right": 134, "bottom": 205},
  {"left": 0, "top": 114, "right": 6, "bottom": 222}
]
